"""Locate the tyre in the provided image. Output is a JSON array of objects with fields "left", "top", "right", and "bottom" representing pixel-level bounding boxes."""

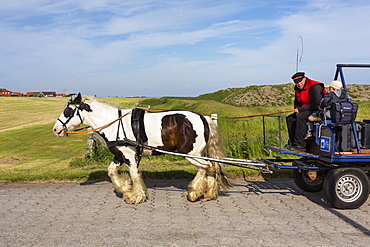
[
  {"left": 323, "top": 167, "right": 370, "bottom": 209},
  {"left": 293, "top": 169, "right": 324, "bottom": 192}
]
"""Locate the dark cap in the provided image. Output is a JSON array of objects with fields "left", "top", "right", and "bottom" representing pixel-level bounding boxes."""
[{"left": 291, "top": 72, "right": 305, "bottom": 83}]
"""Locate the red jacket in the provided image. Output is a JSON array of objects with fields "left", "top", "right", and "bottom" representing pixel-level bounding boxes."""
[{"left": 295, "top": 78, "right": 326, "bottom": 112}]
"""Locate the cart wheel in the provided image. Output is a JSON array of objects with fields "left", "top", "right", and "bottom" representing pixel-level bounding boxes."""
[
  {"left": 293, "top": 169, "right": 323, "bottom": 192},
  {"left": 323, "top": 167, "right": 370, "bottom": 209}
]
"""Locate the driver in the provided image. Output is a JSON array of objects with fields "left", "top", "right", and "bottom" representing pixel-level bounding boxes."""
[{"left": 285, "top": 72, "right": 326, "bottom": 152}]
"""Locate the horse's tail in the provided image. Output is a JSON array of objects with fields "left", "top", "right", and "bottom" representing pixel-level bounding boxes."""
[{"left": 205, "top": 117, "right": 232, "bottom": 189}]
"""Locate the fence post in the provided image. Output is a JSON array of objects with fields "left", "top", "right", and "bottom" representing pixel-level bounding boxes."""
[
  {"left": 211, "top": 114, "right": 218, "bottom": 126},
  {"left": 87, "top": 128, "right": 107, "bottom": 153}
]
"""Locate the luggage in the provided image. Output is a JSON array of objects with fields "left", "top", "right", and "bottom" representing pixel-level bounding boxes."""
[
  {"left": 361, "top": 120, "right": 370, "bottom": 149},
  {"left": 330, "top": 102, "right": 358, "bottom": 124},
  {"left": 334, "top": 124, "right": 355, "bottom": 152}
]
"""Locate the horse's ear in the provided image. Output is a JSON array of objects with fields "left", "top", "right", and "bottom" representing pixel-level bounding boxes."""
[
  {"left": 79, "top": 103, "right": 92, "bottom": 112},
  {"left": 71, "top": 93, "right": 82, "bottom": 104}
]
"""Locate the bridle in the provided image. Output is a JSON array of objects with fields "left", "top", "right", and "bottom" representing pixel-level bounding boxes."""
[{"left": 57, "top": 101, "right": 92, "bottom": 135}]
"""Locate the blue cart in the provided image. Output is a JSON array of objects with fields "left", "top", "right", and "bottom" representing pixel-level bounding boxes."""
[{"left": 262, "top": 64, "right": 370, "bottom": 209}]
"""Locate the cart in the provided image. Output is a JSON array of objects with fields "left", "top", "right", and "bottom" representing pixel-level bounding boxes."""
[
  {"left": 130, "top": 64, "right": 370, "bottom": 209},
  {"left": 261, "top": 64, "right": 370, "bottom": 209}
]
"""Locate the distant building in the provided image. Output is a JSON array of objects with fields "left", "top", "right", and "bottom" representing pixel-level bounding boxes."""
[
  {"left": 12, "top": 92, "right": 23, "bottom": 97},
  {"left": 26, "top": 92, "right": 44, "bottom": 97},
  {"left": 26, "top": 92, "right": 37, "bottom": 97},
  {"left": 1, "top": 89, "right": 66, "bottom": 97},
  {"left": 0, "top": 89, "right": 24, "bottom": 97},
  {"left": 41, "top": 91, "right": 56, "bottom": 97},
  {"left": 0, "top": 89, "right": 12, "bottom": 96},
  {"left": 56, "top": 93, "right": 67, "bottom": 97},
  {"left": 26, "top": 91, "right": 57, "bottom": 97}
]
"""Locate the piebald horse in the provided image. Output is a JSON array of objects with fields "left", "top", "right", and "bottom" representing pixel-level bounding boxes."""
[{"left": 53, "top": 93, "right": 231, "bottom": 204}]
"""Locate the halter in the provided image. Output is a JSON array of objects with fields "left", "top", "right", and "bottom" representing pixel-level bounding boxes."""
[{"left": 57, "top": 101, "right": 92, "bottom": 135}]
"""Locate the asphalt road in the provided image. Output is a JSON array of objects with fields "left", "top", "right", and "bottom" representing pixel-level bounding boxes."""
[{"left": 1, "top": 179, "right": 369, "bottom": 246}]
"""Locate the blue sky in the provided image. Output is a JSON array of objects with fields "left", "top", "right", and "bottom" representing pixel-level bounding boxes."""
[{"left": 1, "top": 0, "right": 370, "bottom": 97}]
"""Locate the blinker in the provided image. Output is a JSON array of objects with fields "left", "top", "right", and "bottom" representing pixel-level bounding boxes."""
[{"left": 63, "top": 107, "right": 75, "bottom": 118}]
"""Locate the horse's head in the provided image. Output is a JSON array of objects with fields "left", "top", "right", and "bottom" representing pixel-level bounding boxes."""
[{"left": 53, "top": 93, "right": 92, "bottom": 137}]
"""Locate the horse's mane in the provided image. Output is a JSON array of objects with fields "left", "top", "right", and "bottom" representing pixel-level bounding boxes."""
[{"left": 70, "top": 94, "right": 119, "bottom": 109}]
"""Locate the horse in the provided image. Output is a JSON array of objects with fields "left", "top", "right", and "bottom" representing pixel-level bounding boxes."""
[{"left": 53, "top": 93, "right": 231, "bottom": 204}]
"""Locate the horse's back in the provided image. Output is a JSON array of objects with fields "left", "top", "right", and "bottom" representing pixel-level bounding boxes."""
[
  {"left": 145, "top": 110, "right": 208, "bottom": 130},
  {"left": 144, "top": 110, "right": 210, "bottom": 153}
]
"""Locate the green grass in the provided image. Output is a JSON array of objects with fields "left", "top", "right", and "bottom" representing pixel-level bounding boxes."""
[
  {"left": 0, "top": 97, "right": 67, "bottom": 131},
  {"left": 0, "top": 97, "right": 145, "bottom": 183},
  {"left": 0, "top": 122, "right": 89, "bottom": 182}
]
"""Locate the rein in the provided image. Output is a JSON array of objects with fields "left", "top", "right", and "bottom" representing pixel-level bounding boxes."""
[
  {"left": 144, "top": 107, "right": 293, "bottom": 120},
  {"left": 215, "top": 110, "right": 293, "bottom": 120},
  {"left": 65, "top": 110, "right": 133, "bottom": 134}
]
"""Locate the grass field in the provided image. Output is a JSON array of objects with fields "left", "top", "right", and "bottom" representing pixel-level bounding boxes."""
[
  {"left": 0, "top": 97, "right": 145, "bottom": 183},
  {"left": 1, "top": 96, "right": 369, "bottom": 183}
]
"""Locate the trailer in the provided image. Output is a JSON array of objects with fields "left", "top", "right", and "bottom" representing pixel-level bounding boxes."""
[{"left": 261, "top": 64, "right": 370, "bottom": 209}]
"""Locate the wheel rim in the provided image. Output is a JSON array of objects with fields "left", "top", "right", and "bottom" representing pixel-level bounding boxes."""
[{"left": 335, "top": 175, "right": 363, "bottom": 203}]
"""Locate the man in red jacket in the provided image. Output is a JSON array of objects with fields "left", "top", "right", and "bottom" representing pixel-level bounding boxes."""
[{"left": 285, "top": 72, "right": 326, "bottom": 151}]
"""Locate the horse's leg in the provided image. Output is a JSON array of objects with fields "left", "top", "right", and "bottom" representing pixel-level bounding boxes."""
[
  {"left": 187, "top": 166, "right": 207, "bottom": 201},
  {"left": 107, "top": 148, "right": 147, "bottom": 204},
  {"left": 108, "top": 161, "right": 132, "bottom": 194},
  {"left": 109, "top": 148, "right": 147, "bottom": 204},
  {"left": 202, "top": 161, "right": 220, "bottom": 201},
  {"left": 186, "top": 157, "right": 220, "bottom": 201},
  {"left": 123, "top": 160, "right": 148, "bottom": 204},
  {"left": 186, "top": 158, "right": 220, "bottom": 201}
]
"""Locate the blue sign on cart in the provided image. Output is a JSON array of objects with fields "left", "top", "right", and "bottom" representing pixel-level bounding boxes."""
[{"left": 320, "top": 136, "right": 331, "bottom": 152}]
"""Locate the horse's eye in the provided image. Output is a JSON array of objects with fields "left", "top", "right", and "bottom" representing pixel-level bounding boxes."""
[{"left": 63, "top": 107, "right": 74, "bottom": 118}]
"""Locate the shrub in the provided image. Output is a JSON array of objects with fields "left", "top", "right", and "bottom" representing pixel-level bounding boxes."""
[{"left": 69, "top": 146, "right": 113, "bottom": 168}]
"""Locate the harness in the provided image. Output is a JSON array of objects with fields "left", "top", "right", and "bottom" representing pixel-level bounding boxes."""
[
  {"left": 106, "top": 108, "right": 148, "bottom": 164},
  {"left": 59, "top": 103, "right": 148, "bottom": 165}
]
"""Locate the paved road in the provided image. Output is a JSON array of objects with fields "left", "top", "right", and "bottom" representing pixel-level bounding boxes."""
[{"left": 1, "top": 179, "right": 369, "bottom": 246}]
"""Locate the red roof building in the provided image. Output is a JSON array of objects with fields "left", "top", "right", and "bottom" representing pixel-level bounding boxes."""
[{"left": 0, "top": 89, "right": 14, "bottom": 97}]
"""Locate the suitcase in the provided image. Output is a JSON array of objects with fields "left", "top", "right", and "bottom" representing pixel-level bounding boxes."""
[
  {"left": 330, "top": 102, "right": 358, "bottom": 124},
  {"left": 334, "top": 124, "right": 355, "bottom": 152},
  {"left": 361, "top": 120, "right": 370, "bottom": 149}
]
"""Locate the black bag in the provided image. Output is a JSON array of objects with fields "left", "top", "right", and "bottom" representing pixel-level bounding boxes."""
[{"left": 330, "top": 102, "right": 358, "bottom": 124}]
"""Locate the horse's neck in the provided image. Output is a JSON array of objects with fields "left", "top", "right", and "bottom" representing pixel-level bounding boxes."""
[
  {"left": 84, "top": 101, "right": 120, "bottom": 128},
  {"left": 83, "top": 102, "right": 131, "bottom": 138}
]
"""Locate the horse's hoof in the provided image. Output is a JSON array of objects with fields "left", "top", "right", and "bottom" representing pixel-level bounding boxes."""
[
  {"left": 187, "top": 192, "right": 201, "bottom": 202},
  {"left": 123, "top": 194, "right": 147, "bottom": 204},
  {"left": 199, "top": 197, "right": 212, "bottom": 202}
]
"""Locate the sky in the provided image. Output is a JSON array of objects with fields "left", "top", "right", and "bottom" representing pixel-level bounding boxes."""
[{"left": 1, "top": 0, "right": 370, "bottom": 97}]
